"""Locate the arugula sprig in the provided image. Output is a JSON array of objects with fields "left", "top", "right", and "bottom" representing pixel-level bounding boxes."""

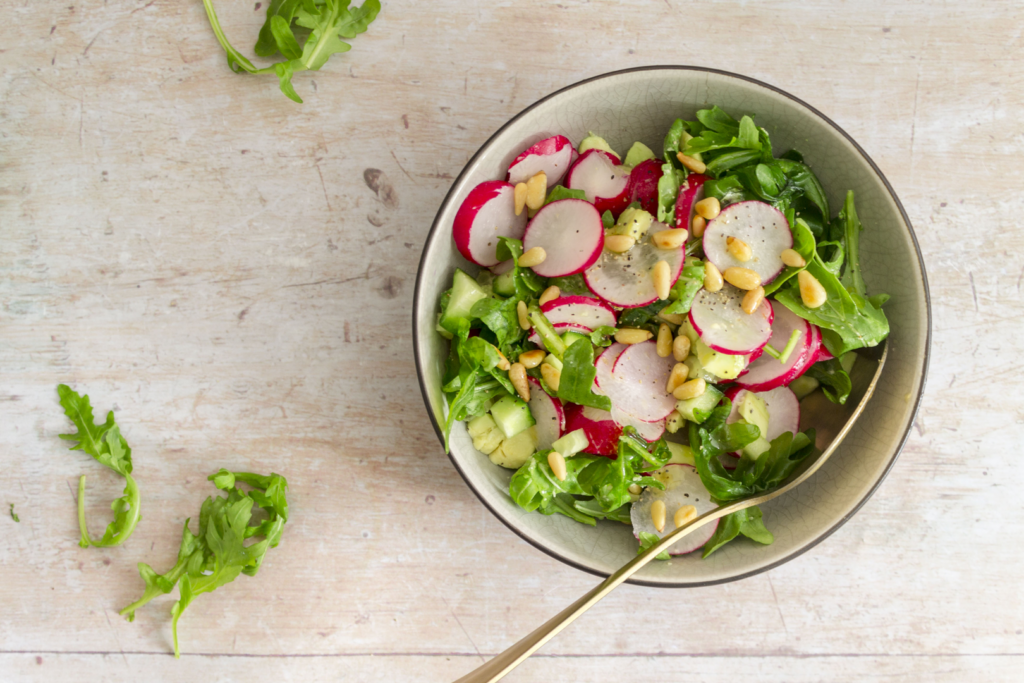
[
  {"left": 120, "top": 469, "right": 289, "bottom": 658},
  {"left": 57, "top": 384, "right": 141, "bottom": 548},
  {"left": 202, "top": 0, "right": 380, "bottom": 103}
]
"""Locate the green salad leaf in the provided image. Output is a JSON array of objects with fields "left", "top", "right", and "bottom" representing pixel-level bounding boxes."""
[
  {"left": 702, "top": 506, "right": 774, "bottom": 558},
  {"left": 637, "top": 531, "right": 671, "bottom": 560},
  {"left": 545, "top": 186, "right": 587, "bottom": 205},
  {"left": 9, "top": 504, "right": 19, "bottom": 523},
  {"left": 661, "top": 258, "right": 706, "bottom": 315},
  {"left": 57, "top": 384, "right": 141, "bottom": 548},
  {"left": 805, "top": 357, "right": 853, "bottom": 404},
  {"left": 556, "top": 340, "right": 612, "bottom": 411}
]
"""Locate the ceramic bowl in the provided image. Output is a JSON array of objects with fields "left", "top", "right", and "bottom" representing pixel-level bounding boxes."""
[{"left": 413, "top": 67, "right": 930, "bottom": 587}]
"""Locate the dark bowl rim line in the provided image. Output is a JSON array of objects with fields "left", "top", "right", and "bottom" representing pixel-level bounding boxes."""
[{"left": 411, "top": 65, "right": 932, "bottom": 588}]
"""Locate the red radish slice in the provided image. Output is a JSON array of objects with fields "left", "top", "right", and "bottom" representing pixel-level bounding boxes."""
[
  {"left": 605, "top": 341, "right": 676, "bottom": 422},
  {"left": 453, "top": 181, "right": 528, "bottom": 267},
  {"left": 703, "top": 200, "right": 792, "bottom": 285},
  {"left": 566, "top": 149, "right": 632, "bottom": 216},
  {"left": 734, "top": 305, "right": 815, "bottom": 391},
  {"left": 522, "top": 199, "right": 604, "bottom": 278},
  {"left": 541, "top": 295, "right": 618, "bottom": 329},
  {"left": 527, "top": 322, "right": 592, "bottom": 350},
  {"left": 675, "top": 173, "right": 708, "bottom": 230},
  {"left": 594, "top": 343, "right": 627, "bottom": 390},
  {"left": 527, "top": 376, "right": 565, "bottom": 450},
  {"left": 631, "top": 464, "right": 718, "bottom": 555},
  {"left": 814, "top": 329, "right": 833, "bottom": 362},
  {"left": 583, "top": 228, "right": 685, "bottom": 308},
  {"left": 563, "top": 404, "right": 622, "bottom": 457},
  {"left": 612, "top": 408, "right": 666, "bottom": 441},
  {"left": 491, "top": 259, "right": 514, "bottom": 275},
  {"left": 628, "top": 159, "right": 664, "bottom": 215},
  {"left": 689, "top": 286, "right": 773, "bottom": 355},
  {"left": 724, "top": 385, "right": 801, "bottom": 443},
  {"left": 507, "top": 135, "right": 575, "bottom": 188}
]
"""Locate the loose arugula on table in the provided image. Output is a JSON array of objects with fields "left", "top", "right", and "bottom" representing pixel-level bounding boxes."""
[{"left": 9, "top": 504, "right": 19, "bottom": 523}]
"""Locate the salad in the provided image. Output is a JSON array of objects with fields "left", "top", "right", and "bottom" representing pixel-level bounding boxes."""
[{"left": 436, "top": 106, "right": 890, "bottom": 559}]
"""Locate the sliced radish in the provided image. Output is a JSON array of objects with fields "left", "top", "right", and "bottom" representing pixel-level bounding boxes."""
[
  {"left": 522, "top": 199, "right": 604, "bottom": 278},
  {"left": 734, "top": 305, "right": 816, "bottom": 391},
  {"left": 675, "top": 173, "right": 708, "bottom": 230},
  {"left": 594, "top": 342, "right": 627, "bottom": 391},
  {"left": 566, "top": 149, "right": 632, "bottom": 216},
  {"left": 689, "top": 286, "right": 773, "bottom": 355},
  {"left": 491, "top": 259, "right": 514, "bottom": 276},
  {"left": 631, "top": 464, "right": 718, "bottom": 555},
  {"left": 628, "top": 159, "right": 664, "bottom": 215},
  {"left": 527, "top": 322, "right": 593, "bottom": 350},
  {"left": 814, "top": 330, "right": 833, "bottom": 362},
  {"left": 583, "top": 228, "right": 686, "bottom": 308},
  {"left": 593, "top": 343, "right": 668, "bottom": 438},
  {"left": 527, "top": 376, "right": 565, "bottom": 450},
  {"left": 507, "top": 135, "right": 575, "bottom": 188},
  {"left": 605, "top": 341, "right": 676, "bottom": 422},
  {"left": 612, "top": 409, "right": 666, "bottom": 442},
  {"left": 452, "top": 181, "right": 528, "bottom": 267},
  {"left": 724, "top": 385, "right": 801, "bottom": 443},
  {"left": 541, "top": 295, "right": 618, "bottom": 329},
  {"left": 703, "top": 200, "right": 792, "bottom": 285},
  {"left": 563, "top": 404, "right": 622, "bottom": 457}
]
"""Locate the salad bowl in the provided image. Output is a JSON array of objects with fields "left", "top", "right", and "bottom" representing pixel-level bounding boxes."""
[{"left": 413, "top": 66, "right": 930, "bottom": 587}]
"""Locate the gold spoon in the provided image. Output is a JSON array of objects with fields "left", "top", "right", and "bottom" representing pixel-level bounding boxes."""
[{"left": 454, "top": 343, "right": 887, "bottom": 683}]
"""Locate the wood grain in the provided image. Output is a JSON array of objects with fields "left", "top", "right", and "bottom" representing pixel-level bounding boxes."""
[{"left": 1, "top": 0, "right": 1022, "bottom": 681}]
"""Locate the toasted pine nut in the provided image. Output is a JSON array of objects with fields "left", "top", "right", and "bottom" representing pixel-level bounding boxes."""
[
  {"left": 741, "top": 286, "right": 765, "bottom": 315},
  {"left": 525, "top": 171, "right": 547, "bottom": 210},
  {"left": 519, "top": 349, "right": 545, "bottom": 368},
  {"left": 509, "top": 363, "right": 530, "bottom": 401},
  {"left": 723, "top": 266, "right": 761, "bottom": 291},
  {"left": 540, "top": 362, "right": 561, "bottom": 392},
  {"left": 781, "top": 248, "right": 806, "bottom": 268},
  {"left": 656, "top": 324, "right": 673, "bottom": 357},
  {"left": 674, "top": 505, "right": 697, "bottom": 528},
  {"left": 652, "top": 260, "right": 671, "bottom": 300},
  {"left": 726, "top": 236, "right": 753, "bottom": 262},
  {"left": 518, "top": 246, "right": 546, "bottom": 269},
  {"left": 672, "top": 334, "right": 691, "bottom": 362},
  {"left": 695, "top": 196, "right": 721, "bottom": 220},
  {"left": 604, "top": 234, "right": 636, "bottom": 253},
  {"left": 658, "top": 311, "right": 685, "bottom": 325},
  {"left": 628, "top": 484, "right": 642, "bottom": 495},
  {"left": 513, "top": 182, "right": 527, "bottom": 216},
  {"left": 798, "top": 270, "right": 827, "bottom": 309},
  {"left": 516, "top": 300, "right": 531, "bottom": 330},
  {"left": 673, "top": 377, "right": 707, "bottom": 401},
  {"left": 676, "top": 152, "right": 706, "bottom": 174},
  {"left": 651, "top": 500, "right": 667, "bottom": 533},
  {"left": 539, "top": 285, "right": 560, "bottom": 306},
  {"left": 704, "top": 261, "right": 724, "bottom": 292},
  {"left": 494, "top": 347, "right": 511, "bottom": 371},
  {"left": 652, "top": 229, "right": 687, "bottom": 249},
  {"left": 666, "top": 362, "right": 689, "bottom": 394},
  {"left": 615, "top": 328, "right": 653, "bottom": 345},
  {"left": 548, "top": 451, "right": 567, "bottom": 481},
  {"left": 691, "top": 215, "right": 707, "bottom": 238}
]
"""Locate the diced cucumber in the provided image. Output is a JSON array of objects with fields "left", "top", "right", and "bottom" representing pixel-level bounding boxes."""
[
  {"left": 475, "top": 269, "right": 495, "bottom": 291},
  {"left": 679, "top": 130, "right": 702, "bottom": 162},
  {"left": 467, "top": 414, "right": 503, "bottom": 455},
  {"left": 439, "top": 269, "right": 489, "bottom": 333},
  {"left": 607, "top": 206, "right": 653, "bottom": 242},
  {"left": 489, "top": 426, "right": 538, "bottom": 469},
  {"left": 695, "top": 337, "right": 747, "bottom": 380},
  {"left": 544, "top": 353, "right": 563, "bottom": 371},
  {"left": 738, "top": 392, "right": 770, "bottom": 440},
  {"left": 666, "top": 441, "right": 694, "bottom": 466},
  {"left": 683, "top": 351, "right": 718, "bottom": 384},
  {"left": 840, "top": 351, "right": 857, "bottom": 373},
  {"left": 680, "top": 318, "right": 699, "bottom": 344},
  {"left": 676, "top": 384, "right": 724, "bottom": 424},
  {"left": 528, "top": 305, "right": 567, "bottom": 358},
  {"left": 493, "top": 270, "right": 516, "bottom": 297},
  {"left": 741, "top": 436, "right": 771, "bottom": 460},
  {"left": 789, "top": 375, "right": 820, "bottom": 400},
  {"left": 552, "top": 428, "right": 589, "bottom": 457},
  {"left": 490, "top": 395, "right": 536, "bottom": 439},
  {"left": 562, "top": 330, "right": 587, "bottom": 348},
  {"left": 579, "top": 132, "right": 618, "bottom": 159},
  {"left": 623, "top": 141, "right": 656, "bottom": 167},
  {"left": 665, "top": 410, "right": 685, "bottom": 434}
]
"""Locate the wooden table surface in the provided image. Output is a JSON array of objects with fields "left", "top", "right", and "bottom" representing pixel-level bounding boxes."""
[{"left": 2, "top": 1, "right": 1022, "bottom": 681}]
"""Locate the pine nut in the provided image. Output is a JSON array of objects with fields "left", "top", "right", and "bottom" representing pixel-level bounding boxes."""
[
  {"left": 539, "top": 285, "right": 560, "bottom": 306},
  {"left": 741, "top": 286, "right": 765, "bottom": 315},
  {"left": 666, "top": 362, "right": 689, "bottom": 394},
  {"left": 540, "top": 362, "right": 561, "bottom": 392},
  {"left": 509, "top": 363, "right": 530, "bottom": 401},
  {"left": 513, "top": 182, "right": 528, "bottom": 216},
  {"left": 525, "top": 171, "right": 547, "bottom": 210},
  {"left": 781, "top": 248, "right": 806, "bottom": 268},
  {"left": 518, "top": 246, "right": 546, "bottom": 268},
  {"left": 519, "top": 349, "right": 545, "bottom": 369},
  {"left": 651, "top": 500, "right": 667, "bottom": 533},
  {"left": 673, "top": 377, "right": 706, "bottom": 401},
  {"left": 676, "top": 152, "right": 706, "bottom": 174},
  {"left": 691, "top": 215, "right": 707, "bottom": 238},
  {"left": 494, "top": 347, "right": 511, "bottom": 371},
  {"left": 652, "top": 260, "right": 671, "bottom": 300},
  {"left": 516, "top": 300, "right": 531, "bottom": 330},
  {"left": 604, "top": 234, "right": 635, "bottom": 253},
  {"left": 704, "top": 261, "right": 724, "bottom": 292},
  {"left": 798, "top": 270, "right": 827, "bottom": 309},
  {"left": 548, "top": 451, "right": 567, "bottom": 482},
  {"left": 615, "top": 328, "right": 653, "bottom": 345},
  {"left": 656, "top": 323, "right": 673, "bottom": 357},
  {"left": 726, "top": 236, "right": 753, "bottom": 262},
  {"left": 695, "top": 196, "right": 721, "bottom": 220},
  {"left": 723, "top": 266, "right": 761, "bottom": 291},
  {"left": 658, "top": 311, "right": 685, "bottom": 325},
  {"left": 674, "top": 504, "right": 697, "bottom": 528},
  {"left": 628, "top": 484, "right": 642, "bottom": 495},
  {"left": 652, "top": 228, "right": 687, "bottom": 249},
  {"left": 672, "top": 334, "right": 691, "bottom": 362}
]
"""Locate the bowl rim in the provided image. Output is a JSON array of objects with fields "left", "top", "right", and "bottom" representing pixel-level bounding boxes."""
[{"left": 412, "top": 65, "right": 932, "bottom": 587}]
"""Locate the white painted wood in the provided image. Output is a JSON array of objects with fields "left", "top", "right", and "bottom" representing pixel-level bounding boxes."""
[{"left": 1, "top": 0, "right": 1022, "bottom": 680}]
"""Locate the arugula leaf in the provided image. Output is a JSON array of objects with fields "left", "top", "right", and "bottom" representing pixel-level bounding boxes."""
[
  {"left": 661, "top": 258, "right": 706, "bottom": 315},
  {"left": 838, "top": 190, "right": 867, "bottom": 297},
  {"left": 805, "top": 358, "right": 853, "bottom": 404},
  {"left": 702, "top": 175, "right": 755, "bottom": 208},
  {"left": 775, "top": 158, "right": 829, "bottom": 219},
  {"left": 470, "top": 297, "right": 522, "bottom": 353},
  {"left": 496, "top": 237, "right": 545, "bottom": 302},
  {"left": 548, "top": 274, "right": 591, "bottom": 297},
  {"left": 576, "top": 428, "right": 670, "bottom": 511},
  {"left": 637, "top": 531, "right": 671, "bottom": 560},
  {"left": 601, "top": 210, "right": 615, "bottom": 230},
  {"left": 9, "top": 503, "right": 19, "bottom": 523},
  {"left": 656, "top": 162, "right": 683, "bottom": 224},
  {"left": 509, "top": 449, "right": 595, "bottom": 514},
  {"left": 589, "top": 325, "right": 617, "bottom": 348},
  {"left": 764, "top": 218, "right": 815, "bottom": 296},
  {"left": 616, "top": 300, "right": 670, "bottom": 331},
  {"left": 701, "top": 506, "right": 774, "bottom": 558},
  {"left": 662, "top": 118, "right": 687, "bottom": 168},
  {"left": 545, "top": 186, "right": 587, "bottom": 205},
  {"left": 57, "top": 384, "right": 141, "bottom": 548},
  {"left": 573, "top": 498, "right": 631, "bottom": 524},
  {"left": 556, "top": 340, "right": 612, "bottom": 411}
]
